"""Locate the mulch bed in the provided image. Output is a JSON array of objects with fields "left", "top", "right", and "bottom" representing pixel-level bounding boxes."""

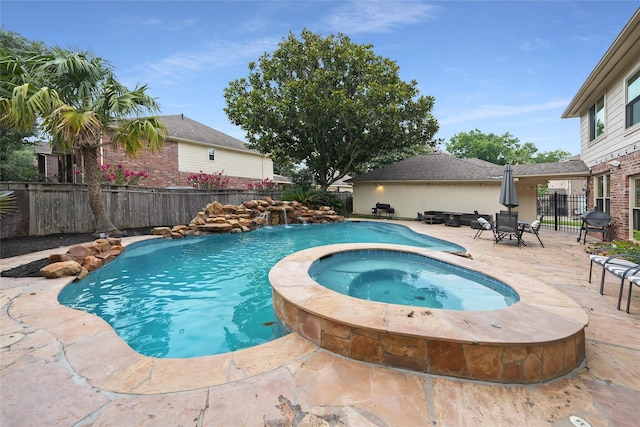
[{"left": 1, "top": 228, "right": 154, "bottom": 278}]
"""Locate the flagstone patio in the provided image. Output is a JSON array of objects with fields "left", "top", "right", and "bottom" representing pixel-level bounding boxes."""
[{"left": 1, "top": 221, "right": 638, "bottom": 426}]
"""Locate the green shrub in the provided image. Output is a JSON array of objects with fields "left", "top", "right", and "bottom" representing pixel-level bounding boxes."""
[
  {"left": 0, "top": 146, "right": 38, "bottom": 181},
  {"left": 282, "top": 187, "right": 346, "bottom": 215},
  {"left": 593, "top": 240, "right": 640, "bottom": 258}
]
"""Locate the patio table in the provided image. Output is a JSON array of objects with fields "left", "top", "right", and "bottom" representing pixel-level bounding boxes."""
[
  {"left": 517, "top": 220, "right": 528, "bottom": 246},
  {"left": 442, "top": 212, "right": 463, "bottom": 227}
]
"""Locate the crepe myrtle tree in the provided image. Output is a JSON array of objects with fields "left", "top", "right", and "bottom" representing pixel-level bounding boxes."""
[
  {"left": 0, "top": 47, "right": 166, "bottom": 234},
  {"left": 224, "top": 29, "right": 439, "bottom": 190}
]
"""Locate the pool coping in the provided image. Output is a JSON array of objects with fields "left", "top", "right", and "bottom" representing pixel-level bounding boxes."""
[
  {"left": 4, "top": 228, "right": 589, "bottom": 392},
  {"left": 4, "top": 235, "right": 319, "bottom": 395},
  {"left": 269, "top": 243, "right": 589, "bottom": 383}
]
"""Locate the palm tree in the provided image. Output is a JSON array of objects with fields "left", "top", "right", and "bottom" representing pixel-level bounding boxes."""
[{"left": 0, "top": 47, "right": 166, "bottom": 234}]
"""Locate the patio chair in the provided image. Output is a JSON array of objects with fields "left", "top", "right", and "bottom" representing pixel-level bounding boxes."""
[
  {"left": 473, "top": 210, "right": 494, "bottom": 239},
  {"left": 525, "top": 214, "right": 544, "bottom": 247},
  {"left": 621, "top": 271, "right": 640, "bottom": 313},
  {"left": 494, "top": 212, "right": 523, "bottom": 247},
  {"left": 588, "top": 250, "right": 640, "bottom": 295}
]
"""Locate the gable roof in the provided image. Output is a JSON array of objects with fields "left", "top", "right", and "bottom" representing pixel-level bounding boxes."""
[
  {"left": 348, "top": 153, "right": 589, "bottom": 183},
  {"left": 160, "top": 114, "right": 257, "bottom": 153}
]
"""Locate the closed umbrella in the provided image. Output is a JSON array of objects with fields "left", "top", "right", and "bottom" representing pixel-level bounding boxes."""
[{"left": 499, "top": 164, "right": 518, "bottom": 213}]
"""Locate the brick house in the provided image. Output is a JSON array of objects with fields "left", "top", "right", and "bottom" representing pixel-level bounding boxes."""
[
  {"left": 562, "top": 8, "right": 640, "bottom": 240},
  {"left": 40, "top": 114, "right": 274, "bottom": 190}
]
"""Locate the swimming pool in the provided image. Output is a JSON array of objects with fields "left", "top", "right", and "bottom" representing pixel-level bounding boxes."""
[
  {"left": 309, "top": 249, "right": 519, "bottom": 310},
  {"left": 58, "top": 221, "right": 464, "bottom": 358}
]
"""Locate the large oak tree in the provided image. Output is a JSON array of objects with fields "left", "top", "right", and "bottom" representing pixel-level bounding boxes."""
[{"left": 224, "top": 29, "right": 439, "bottom": 190}]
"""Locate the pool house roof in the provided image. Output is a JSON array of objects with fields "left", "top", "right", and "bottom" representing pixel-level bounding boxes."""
[{"left": 348, "top": 153, "right": 590, "bottom": 183}]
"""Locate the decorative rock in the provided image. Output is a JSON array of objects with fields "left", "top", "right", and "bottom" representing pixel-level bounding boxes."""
[
  {"left": 67, "top": 245, "right": 93, "bottom": 261},
  {"left": 198, "top": 223, "right": 234, "bottom": 233},
  {"left": 40, "top": 260, "right": 83, "bottom": 278},
  {"left": 40, "top": 196, "right": 346, "bottom": 280},
  {"left": 192, "top": 212, "right": 206, "bottom": 225},
  {"left": 210, "top": 201, "right": 224, "bottom": 215},
  {"left": 82, "top": 242, "right": 103, "bottom": 254},
  {"left": 109, "top": 245, "right": 125, "bottom": 256},
  {"left": 238, "top": 218, "right": 254, "bottom": 228},
  {"left": 48, "top": 253, "right": 74, "bottom": 263},
  {"left": 82, "top": 255, "right": 103, "bottom": 272},
  {"left": 96, "top": 252, "right": 116, "bottom": 264},
  {"left": 94, "top": 238, "right": 112, "bottom": 252},
  {"left": 74, "top": 267, "right": 89, "bottom": 281},
  {"left": 172, "top": 225, "right": 188, "bottom": 236},
  {"left": 153, "top": 227, "right": 172, "bottom": 236}
]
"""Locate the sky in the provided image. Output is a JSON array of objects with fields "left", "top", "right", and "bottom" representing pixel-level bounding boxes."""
[{"left": 2, "top": 1, "right": 639, "bottom": 156}]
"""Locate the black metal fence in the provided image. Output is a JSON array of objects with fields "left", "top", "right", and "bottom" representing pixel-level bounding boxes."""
[{"left": 537, "top": 192, "right": 587, "bottom": 233}]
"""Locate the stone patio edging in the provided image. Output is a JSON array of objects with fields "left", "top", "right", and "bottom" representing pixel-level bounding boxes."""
[{"left": 270, "top": 243, "right": 589, "bottom": 384}]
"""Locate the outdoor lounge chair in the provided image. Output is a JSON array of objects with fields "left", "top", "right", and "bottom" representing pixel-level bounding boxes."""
[
  {"left": 525, "top": 214, "right": 544, "bottom": 247},
  {"left": 473, "top": 210, "right": 494, "bottom": 239},
  {"left": 494, "top": 212, "right": 523, "bottom": 246},
  {"left": 620, "top": 270, "right": 640, "bottom": 313},
  {"left": 602, "top": 262, "right": 639, "bottom": 298},
  {"left": 588, "top": 250, "right": 640, "bottom": 295}
]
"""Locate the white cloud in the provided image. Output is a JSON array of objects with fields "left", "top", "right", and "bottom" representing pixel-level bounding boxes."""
[
  {"left": 130, "top": 37, "right": 279, "bottom": 84},
  {"left": 518, "top": 37, "right": 549, "bottom": 52},
  {"left": 115, "top": 15, "right": 197, "bottom": 31},
  {"left": 439, "top": 100, "right": 569, "bottom": 126},
  {"left": 325, "top": 0, "right": 437, "bottom": 34}
]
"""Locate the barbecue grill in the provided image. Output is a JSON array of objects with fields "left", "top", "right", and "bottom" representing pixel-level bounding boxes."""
[{"left": 577, "top": 210, "right": 611, "bottom": 244}]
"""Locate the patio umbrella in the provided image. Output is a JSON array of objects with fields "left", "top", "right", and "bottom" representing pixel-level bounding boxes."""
[{"left": 499, "top": 164, "right": 519, "bottom": 213}]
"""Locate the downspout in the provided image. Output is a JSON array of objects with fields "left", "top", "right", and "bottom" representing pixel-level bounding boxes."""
[{"left": 99, "top": 137, "right": 104, "bottom": 166}]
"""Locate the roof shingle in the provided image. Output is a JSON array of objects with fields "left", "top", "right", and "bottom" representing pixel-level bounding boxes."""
[
  {"left": 160, "top": 114, "right": 255, "bottom": 153},
  {"left": 349, "top": 153, "right": 589, "bottom": 182}
]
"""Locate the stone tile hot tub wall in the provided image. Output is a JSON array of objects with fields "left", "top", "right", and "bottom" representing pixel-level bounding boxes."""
[{"left": 269, "top": 243, "right": 588, "bottom": 384}]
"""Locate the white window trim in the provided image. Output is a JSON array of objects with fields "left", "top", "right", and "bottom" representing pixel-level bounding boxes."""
[
  {"left": 589, "top": 94, "right": 606, "bottom": 142},
  {"left": 626, "top": 68, "right": 640, "bottom": 130}
]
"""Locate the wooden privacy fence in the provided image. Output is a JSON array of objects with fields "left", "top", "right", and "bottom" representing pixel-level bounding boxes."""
[{"left": 0, "top": 183, "right": 284, "bottom": 238}]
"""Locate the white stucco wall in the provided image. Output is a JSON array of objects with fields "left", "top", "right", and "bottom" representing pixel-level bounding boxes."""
[{"left": 353, "top": 181, "right": 539, "bottom": 223}]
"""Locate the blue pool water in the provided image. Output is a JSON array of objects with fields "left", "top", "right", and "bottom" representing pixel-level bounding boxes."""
[
  {"left": 58, "top": 221, "right": 464, "bottom": 358},
  {"left": 309, "top": 249, "right": 519, "bottom": 311}
]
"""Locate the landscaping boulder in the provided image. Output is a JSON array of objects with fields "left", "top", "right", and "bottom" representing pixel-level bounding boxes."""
[
  {"left": 40, "top": 260, "right": 82, "bottom": 278},
  {"left": 67, "top": 244, "right": 93, "bottom": 261}
]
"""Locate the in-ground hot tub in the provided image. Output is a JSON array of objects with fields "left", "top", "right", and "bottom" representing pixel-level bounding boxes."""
[
  {"left": 269, "top": 243, "right": 588, "bottom": 384},
  {"left": 308, "top": 249, "right": 519, "bottom": 311}
]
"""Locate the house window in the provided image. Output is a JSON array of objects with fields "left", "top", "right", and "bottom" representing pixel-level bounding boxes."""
[
  {"left": 208, "top": 148, "right": 215, "bottom": 161},
  {"left": 595, "top": 174, "right": 610, "bottom": 213},
  {"left": 626, "top": 69, "right": 640, "bottom": 128},
  {"left": 589, "top": 95, "right": 605, "bottom": 141}
]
